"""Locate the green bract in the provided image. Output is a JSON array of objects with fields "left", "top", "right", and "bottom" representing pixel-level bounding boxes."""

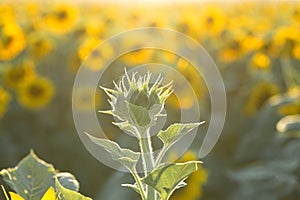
[
  {"left": 100, "top": 71, "right": 173, "bottom": 137},
  {"left": 90, "top": 70, "right": 204, "bottom": 200}
]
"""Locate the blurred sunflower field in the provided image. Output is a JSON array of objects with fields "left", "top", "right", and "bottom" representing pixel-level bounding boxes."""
[{"left": 1, "top": 1, "right": 300, "bottom": 200}]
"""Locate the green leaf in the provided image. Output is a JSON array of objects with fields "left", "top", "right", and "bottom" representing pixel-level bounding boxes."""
[
  {"left": 141, "top": 161, "right": 202, "bottom": 200},
  {"left": 55, "top": 172, "right": 80, "bottom": 192},
  {"left": 86, "top": 133, "right": 140, "bottom": 170},
  {"left": 112, "top": 121, "right": 139, "bottom": 137},
  {"left": 0, "top": 150, "right": 56, "bottom": 200},
  {"left": 158, "top": 122, "right": 204, "bottom": 147},
  {"left": 128, "top": 103, "right": 151, "bottom": 127},
  {"left": 56, "top": 179, "right": 92, "bottom": 200}
]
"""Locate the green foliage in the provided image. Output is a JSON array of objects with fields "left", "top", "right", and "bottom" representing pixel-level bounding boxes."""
[
  {"left": 141, "top": 161, "right": 202, "bottom": 200},
  {"left": 88, "top": 71, "right": 204, "bottom": 200},
  {"left": 56, "top": 179, "right": 92, "bottom": 200},
  {"left": 128, "top": 103, "right": 151, "bottom": 127},
  {"left": 0, "top": 150, "right": 56, "bottom": 199},
  {"left": 86, "top": 133, "right": 140, "bottom": 171},
  {"left": 157, "top": 123, "right": 204, "bottom": 148},
  {"left": 0, "top": 150, "right": 92, "bottom": 200}
]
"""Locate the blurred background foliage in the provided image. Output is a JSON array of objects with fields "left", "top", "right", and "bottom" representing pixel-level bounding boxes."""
[{"left": 0, "top": 1, "right": 300, "bottom": 200}]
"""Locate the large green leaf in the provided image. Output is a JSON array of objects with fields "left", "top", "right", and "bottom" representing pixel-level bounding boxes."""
[
  {"left": 141, "top": 161, "right": 202, "bottom": 200},
  {"left": 128, "top": 103, "right": 151, "bottom": 127},
  {"left": 157, "top": 122, "right": 204, "bottom": 148},
  {"left": 86, "top": 133, "right": 140, "bottom": 170},
  {"left": 0, "top": 150, "right": 56, "bottom": 200},
  {"left": 56, "top": 179, "right": 92, "bottom": 200}
]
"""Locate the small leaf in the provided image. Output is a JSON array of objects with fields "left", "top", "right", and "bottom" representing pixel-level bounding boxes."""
[
  {"left": 121, "top": 183, "right": 140, "bottom": 194},
  {"left": 158, "top": 122, "right": 204, "bottom": 147},
  {"left": 141, "top": 161, "right": 202, "bottom": 200},
  {"left": 9, "top": 192, "right": 24, "bottom": 200},
  {"left": 112, "top": 121, "right": 139, "bottom": 137},
  {"left": 128, "top": 103, "right": 151, "bottom": 127},
  {"left": 41, "top": 187, "right": 56, "bottom": 200},
  {"left": 56, "top": 179, "right": 92, "bottom": 200},
  {"left": 55, "top": 172, "right": 80, "bottom": 192},
  {"left": 0, "top": 150, "right": 56, "bottom": 200},
  {"left": 86, "top": 133, "right": 140, "bottom": 170}
]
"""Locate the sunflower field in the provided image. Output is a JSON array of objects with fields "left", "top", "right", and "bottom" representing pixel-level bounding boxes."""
[{"left": 0, "top": 1, "right": 300, "bottom": 200}]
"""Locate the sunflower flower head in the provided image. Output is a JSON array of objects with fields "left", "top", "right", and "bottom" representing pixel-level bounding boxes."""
[
  {"left": 0, "top": 22, "right": 26, "bottom": 61},
  {"left": 3, "top": 60, "right": 35, "bottom": 89},
  {"left": 100, "top": 70, "right": 173, "bottom": 137},
  {"left": 17, "top": 76, "right": 55, "bottom": 110}
]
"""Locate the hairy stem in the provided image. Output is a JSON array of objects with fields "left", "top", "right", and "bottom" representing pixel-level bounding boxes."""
[
  {"left": 131, "top": 170, "right": 146, "bottom": 200},
  {"left": 154, "top": 146, "right": 168, "bottom": 167},
  {"left": 139, "top": 129, "right": 156, "bottom": 200}
]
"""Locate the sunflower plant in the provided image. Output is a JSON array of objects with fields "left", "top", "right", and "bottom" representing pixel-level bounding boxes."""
[{"left": 86, "top": 70, "right": 204, "bottom": 200}]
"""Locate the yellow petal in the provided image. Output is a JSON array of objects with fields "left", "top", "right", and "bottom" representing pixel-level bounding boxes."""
[
  {"left": 9, "top": 192, "right": 25, "bottom": 200},
  {"left": 41, "top": 187, "right": 56, "bottom": 200}
]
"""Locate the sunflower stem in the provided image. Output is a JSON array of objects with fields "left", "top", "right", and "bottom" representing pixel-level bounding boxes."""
[{"left": 139, "top": 129, "right": 156, "bottom": 200}]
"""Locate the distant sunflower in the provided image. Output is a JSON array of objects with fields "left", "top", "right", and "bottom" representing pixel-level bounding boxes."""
[
  {"left": 292, "top": 45, "right": 300, "bottom": 59},
  {"left": 78, "top": 37, "right": 114, "bottom": 71},
  {"left": 122, "top": 49, "right": 154, "bottom": 66},
  {"left": 169, "top": 151, "right": 208, "bottom": 200},
  {"left": 0, "top": 87, "right": 11, "bottom": 118},
  {"left": 44, "top": 4, "right": 79, "bottom": 35},
  {"left": 17, "top": 77, "right": 55, "bottom": 109},
  {"left": 251, "top": 52, "right": 271, "bottom": 69},
  {"left": 198, "top": 5, "right": 227, "bottom": 37},
  {"left": 28, "top": 33, "right": 53, "bottom": 58},
  {"left": 3, "top": 60, "right": 36, "bottom": 89},
  {"left": 0, "top": 23, "right": 26, "bottom": 61}
]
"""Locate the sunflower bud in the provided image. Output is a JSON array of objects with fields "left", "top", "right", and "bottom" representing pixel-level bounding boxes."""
[{"left": 100, "top": 71, "right": 173, "bottom": 138}]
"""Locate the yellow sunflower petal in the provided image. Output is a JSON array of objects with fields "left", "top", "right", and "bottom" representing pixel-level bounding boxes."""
[
  {"left": 41, "top": 187, "right": 56, "bottom": 200},
  {"left": 9, "top": 192, "right": 25, "bottom": 200}
]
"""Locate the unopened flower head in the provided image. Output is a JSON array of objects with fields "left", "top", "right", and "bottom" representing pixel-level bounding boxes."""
[{"left": 100, "top": 70, "right": 173, "bottom": 138}]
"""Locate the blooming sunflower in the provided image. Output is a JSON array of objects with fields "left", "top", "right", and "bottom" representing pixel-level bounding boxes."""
[
  {"left": 0, "top": 87, "right": 11, "bottom": 118},
  {"left": 78, "top": 37, "right": 115, "bottom": 71},
  {"left": 198, "top": 5, "right": 227, "bottom": 38},
  {"left": 292, "top": 45, "right": 300, "bottom": 59},
  {"left": 251, "top": 52, "right": 271, "bottom": 69},
  {"left": 0, "top": 22, "right": 26, "bottom": 61},
  {"left": 27, "top": 33, "right": 53, "bottom": 58},
  {"left": 44, "top": 4, "right": 79, "bottom": 35},
  {"left": 17, "top": 76, "right": 55, "bottom": 110},
  {"left": 169, "top": 151, "right": 208, "bottom": 200},
  {"left": 121, "top": 49, "right": 154, "bottom": 67},
  {"left": 3, "top": 60, "right": 36, "bottom": 89},
  {"left": 272, "top": 25, "right": 300, "bottom": 56}
]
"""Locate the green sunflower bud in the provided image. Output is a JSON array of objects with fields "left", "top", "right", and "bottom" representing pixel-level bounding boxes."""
[{"left": 100, "top": 70, "right": 173, "bottom": 138}]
